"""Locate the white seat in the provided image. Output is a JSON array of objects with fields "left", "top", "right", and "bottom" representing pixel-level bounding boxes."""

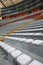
[
  {"left": 0, "top": 43, "right": 8, "bottom": 49},
  {"left": 38, "top": 28, "right": 43, "bottom": 30},
  {"left": 34, "top": 33, "right": 42, "bottom": 35},
  {"left": 0, "top": 42, "right": 6, "bottom": 46},
  {"left": 25, "top": 39, "right": 34, "bottom": 43},
  {"left": 20, "top": 33, "right": 25, "bottom": 35},
  {"left": 17, "top": 54, "right": 31, "bottom": 65},
  {"left": 29, "top": 33, "right": 34, "bottom": 35},
  {"left": 29, "top": 60, "right": 43, "bottom": 65},
  {"left": 6, "top": 47, "right": 16, "bottom": 62},
  {"left": 5, "top": 36, "right": 15, "bottom": 40},
  {"left": 16, "top": 38, "right": 21, "bottom": 40},
  {"left": 24, "top": 33, "right": 29, "bottom": 35},
  {"left": 14, "top": 37, "right": 23, "bottom": 41},
  {"left": 14, "top": 33, "right": 33, "bottom": 35},
  {"left": 11, "top": 50, "right": 22, "bottom": 58},
  {"left": 32, "top": 40, "right": 43, "bottom": 45},
  {"left": 19, "top": 38, "right": 27, "bottom": 42},
  {"left": 4, "top": 45, "right": 11, "bottom": 50},
  {"left": 0, "top": 42, "right": 10, "bottom": 50},
  {"left": 6, "top": 47, "right": 15, "bottom": 53},
  {"left": 8, "top": 50, "right": 22, "bottom": 65},
  {"left": 0, "top": 43, "right": 4, "bottom": 47}
]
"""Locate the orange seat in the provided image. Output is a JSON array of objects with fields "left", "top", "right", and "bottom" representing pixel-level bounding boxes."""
[
  {"left": 33, "top": 8, "right": 39, "bottom": 13},
  {"left": 36, "top": 14, "right": 43, "bottom": 20}
]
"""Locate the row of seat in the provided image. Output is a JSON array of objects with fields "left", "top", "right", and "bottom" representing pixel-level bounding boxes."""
[
  {"left": 18, "top": 28, "right": 43, "bottom": 32},
  {"left": 0, "top": 15, "right": 29, "bottom": 25},
  {"left": 11, "top": 32, "right": 43, "bottom": 36},
  {"left": 21, "top": 24, "right": 43, "bottom": 30},
  {"left": 5, "top": 37, "right": 43, "bottom": 45},
  {"left": 23, "top": 25, "right": 43, "bottom": 30},
  {"left": 0, "top": 42, "right": 43, "bottom": 65},
  {"left": 0, "top": 19, "right": 43, "bottom": 36}
]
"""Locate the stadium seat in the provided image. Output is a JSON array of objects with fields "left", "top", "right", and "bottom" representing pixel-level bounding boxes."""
[
  {"left": 17, "top": 54, "right": 32, "bottom": 65},
  {"left": 29, "top": 60, "right": 43, "bottom": 65}
]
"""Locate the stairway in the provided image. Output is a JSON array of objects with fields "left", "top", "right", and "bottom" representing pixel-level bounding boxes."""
[{"left": 0, "top": 19, "right": 43, "bottom": 65}]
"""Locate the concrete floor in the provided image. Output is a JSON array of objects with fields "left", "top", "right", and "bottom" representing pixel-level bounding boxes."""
[{"left": 0, "top": 49, "right": 11, "bottom": 65}]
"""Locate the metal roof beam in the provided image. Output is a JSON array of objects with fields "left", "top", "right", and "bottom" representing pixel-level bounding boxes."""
[{"left": 0, "top": 0, "right": 6, "bottom": 7}]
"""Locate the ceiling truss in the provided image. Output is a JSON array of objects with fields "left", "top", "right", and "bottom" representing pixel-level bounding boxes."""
[{"left": 0, "top": 0, "right": 23, "bottom": 8}]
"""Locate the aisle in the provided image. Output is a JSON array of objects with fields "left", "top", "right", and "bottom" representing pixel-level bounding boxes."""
[{"left": 0, "top": 49, "right": 11, "bottom": 65}]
